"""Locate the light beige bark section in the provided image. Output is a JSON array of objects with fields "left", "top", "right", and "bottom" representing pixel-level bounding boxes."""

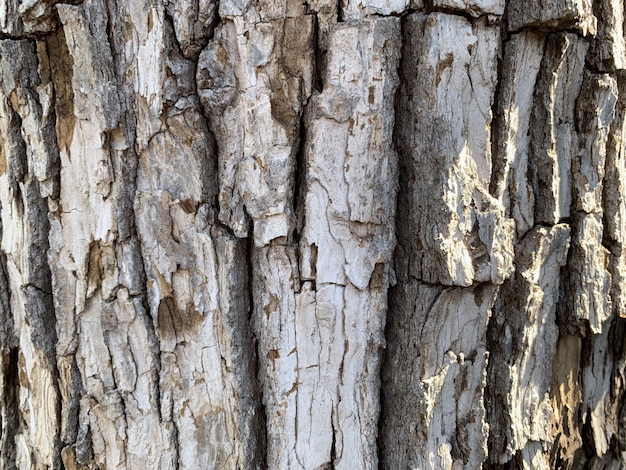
[
  {"left": 49, "top": 0, "right": 264, "bottom": 467},
  {"left": 382, "top": 283, "right": 497, "bottom": 470},
  {"left": 342, "top": 0, "right": 409, "bottom": 20},
  {"left": 604, "top": 73, "right": 626, "bottom": 320},
  {"left": 125, "top": 0, "right": 264, "bottom": 467},
  {"left": 507, "top": 0, "right": 596, "bottom": 34},
  {"left": 432, "top": 0, "right": 504, "bottom": 17},
  {"left": 529, "top": 33, "right": 587, "bottom": 226},
  {"left": 251, "top": 244, "right": 299, "bottom": 469},
  {"left": 395, "top": 12, "right": 514, "bottom": 287},
  {"left": 491, "top": 31, "right": 544, "bottom": 237},
  {"left": 51, "top": 1, "right": 172, "bottom": 467},
  {"left": 582, "top": 324, "right": 616, "bottom": 460},
  {"left": 382, "top": 11, "right": 513, "bottom": 470},
  {"left": 197, "top": 5, "right": 314, "bottom": 244},
  {"left": 0, "top": 38, "right": 60, "bottom": 469},
  {"left": 298, "top": 17, "right": 399, "bottom": 469},
  {"left": 252, "top": 18, "right": 400, "bottom": 469},
  {"left": 560, "top": 72, "right": 617, "bottom": 334},
  {"left": 488, "top": 225, "right": 571, "bottom": 466}
]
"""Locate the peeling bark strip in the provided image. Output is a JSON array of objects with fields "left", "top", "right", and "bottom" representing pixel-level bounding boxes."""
[{"left": 1, "top": 0, "right": 626, "bottom": 469}]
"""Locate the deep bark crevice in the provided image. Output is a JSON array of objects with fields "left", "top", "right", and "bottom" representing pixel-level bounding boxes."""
[
  {"left": 313, "top": 14, "right": 325, "bottom": 93},
  {"left": 488, "top": 23, "right": 509, "bottom": 199},
  {"left": 293, "top": 104, "right": 308, "bottom": 243},
  {"left": 1, "top": 347, "right": 19, "bottom": 470},
  {"left": 247, "top": 236, "right": 268, "bottom": 470}
]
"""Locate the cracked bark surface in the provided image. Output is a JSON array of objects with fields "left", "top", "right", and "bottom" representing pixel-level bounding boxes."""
[{"left": 1, "top": 0, "right": 626, "bottom": 469}]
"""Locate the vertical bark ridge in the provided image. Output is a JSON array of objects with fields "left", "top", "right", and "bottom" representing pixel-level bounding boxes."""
[
  {"left": 484, "top": 1, "right": 626, "bottom": 467},
  {"left": 382, "top": 7, "right": 510, "bottom": 468},
  {"left": 295, "top": 17, "right": 400, "bottom": 468},
  {"left": 0, "top": 37, "right": 63, "bottom": 468}
]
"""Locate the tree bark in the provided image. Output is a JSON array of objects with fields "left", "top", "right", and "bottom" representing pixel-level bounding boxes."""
[{"left": 0, "top": 0, "right": 625, "bottom": 469}]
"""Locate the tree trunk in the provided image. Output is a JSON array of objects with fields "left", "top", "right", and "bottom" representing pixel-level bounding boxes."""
[{"left": 0, "top": 0, "right": 625, "bottom": 468}]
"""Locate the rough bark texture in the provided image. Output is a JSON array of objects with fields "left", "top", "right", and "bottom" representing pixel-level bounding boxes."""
[{"left": 1, "top": 0, "right": 626, "bottom": 469}]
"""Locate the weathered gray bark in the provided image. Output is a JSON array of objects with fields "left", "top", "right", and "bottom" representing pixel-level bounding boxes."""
[{"left": 0, "top": 0, "right": 625, "bottom": 469}]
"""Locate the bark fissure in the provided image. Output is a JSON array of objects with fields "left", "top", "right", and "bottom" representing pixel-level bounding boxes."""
[{"left": 1, "top": 347, "right": 19, "bottom": 470}]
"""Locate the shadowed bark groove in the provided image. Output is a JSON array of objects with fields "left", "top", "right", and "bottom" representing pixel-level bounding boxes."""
[{"left": 0, "top": 0, "right": 625, "bottom": 469}]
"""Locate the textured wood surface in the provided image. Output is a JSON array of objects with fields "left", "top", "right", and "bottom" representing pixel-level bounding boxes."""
[{"left": 0, "top": 0, "right": 626, "bottom": 469}]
